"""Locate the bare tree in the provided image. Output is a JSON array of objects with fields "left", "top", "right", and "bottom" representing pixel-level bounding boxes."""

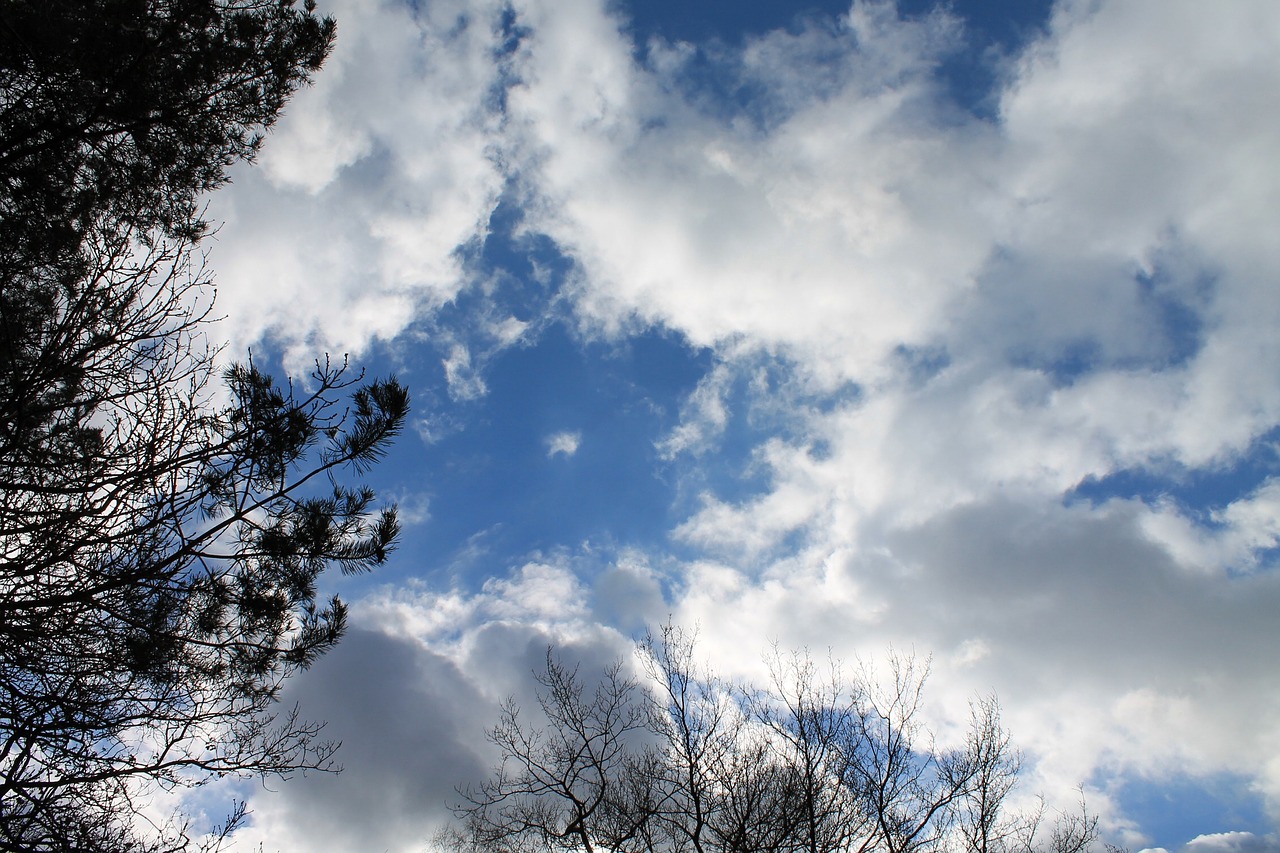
[
  {"left": 449, "top": 652, "right": 650, "bottom": 853},
  {"left": 844, "top": 653, "right": 980, "bottom": 853},
  {"left": 752, "top": 648, "right": 876, "bottom": 853},
  {"left": 445, "top": 630, "right": 1114, "bottom": 853},
  {"left": 636, "top": 624, "right": 746, "bottom": 853},
  {"left": 952, "top": 696, "right": 1022, "bottom": 853}
]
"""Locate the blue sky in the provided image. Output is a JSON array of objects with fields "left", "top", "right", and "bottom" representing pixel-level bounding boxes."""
[{"left": 200, "top": 1, "right": 1280, "bottom": 850}]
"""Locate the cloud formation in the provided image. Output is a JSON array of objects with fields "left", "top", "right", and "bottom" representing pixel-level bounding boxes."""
[
  {"left": 207, "top": 0, "right": 508, "bottom": 368},
  {"left": 205, "top": 1, "right": 1280, "bottom": 850}
]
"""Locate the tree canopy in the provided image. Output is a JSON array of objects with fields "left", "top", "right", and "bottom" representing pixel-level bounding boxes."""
[{"left": 0, "top": 1, "right": 408, "bottom": 849}]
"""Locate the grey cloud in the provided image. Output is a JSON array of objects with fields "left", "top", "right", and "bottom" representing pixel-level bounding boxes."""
[
  {"left": 590, "top": 560, "right": 668, "bottom": 636},
  {"left": 848, "top": 493, "right": 1280, "bottom": 812},
  {"left": 878, "top": 497, "right": 1280, "bottom": 689},
  {"left": 238, "top": 628, "right": 491, "bottom": 852}
]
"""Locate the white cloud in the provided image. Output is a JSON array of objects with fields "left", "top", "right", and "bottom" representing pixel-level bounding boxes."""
[
  {"left": 502, "top": 0, "right": 992, "bottom": 386},
  {"left": 206, "top": 0, "right": 1280, "bottom": 848},
  {"left": 655, "top": 363, "right": 732, "bottom": 459},
  {"left": 493, "top": 0, "right": 1280, "bottom": 828},
  {"left": 1184, "top": 832, "right": 1279, "bottom": 853},
  {"left": 1139, "top": 479, "right": 1280, "bottom": 575},
  {"left": 441, "top": 343, "right": 487, "bottom": 400},
  {"left": 545, "top": 430, "right": 582, "bottom": 458},
  {"left": 206, "top": 0, "right": 509, "bottom": 368}
]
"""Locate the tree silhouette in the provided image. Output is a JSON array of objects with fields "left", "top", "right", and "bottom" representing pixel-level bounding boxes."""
[
  {"left": 0, "top": 1, "right": 408, "bottom": 848},
  {"left": 444, "top": 627, "right": 1108, "bottom": 853}
]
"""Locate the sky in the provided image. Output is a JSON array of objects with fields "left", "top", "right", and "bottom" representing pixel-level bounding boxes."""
[{"left": 192, "top": 0, "right": 1280, "bottom": 850}]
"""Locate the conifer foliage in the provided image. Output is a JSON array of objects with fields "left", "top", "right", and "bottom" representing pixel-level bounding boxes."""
[{"left": 0, "top": 2, "right": 408, "bottom": 849}]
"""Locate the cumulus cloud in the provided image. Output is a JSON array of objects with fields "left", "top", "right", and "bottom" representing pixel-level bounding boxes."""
[
  {"left": 1139, "top": 480, "right": 1280, "bottom": 575},
  {"left": 221, "top": 629, "right": 490, "bottom": 853},
  {"left": 223, "top": 554, "right": 646, "bottom": 852},
  {"left": 205, "top": 0, "right": 1280, "bottom": 848},
  {"left": 502, "top": 0, "right": 992, "bottom": 386},
  {"left": 206, "top": 0, "right": 508, "bottom": 367},
  {"left": 1182, "top": 832, "right": 1280, "bottom": 853},
  {"left": 490, "top": 0, "right": 1280, "bottom": 830}
]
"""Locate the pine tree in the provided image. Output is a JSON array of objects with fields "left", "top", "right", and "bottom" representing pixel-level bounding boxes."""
[{"left": 0, "top": 2, "right": 409, "bottom": 848}]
